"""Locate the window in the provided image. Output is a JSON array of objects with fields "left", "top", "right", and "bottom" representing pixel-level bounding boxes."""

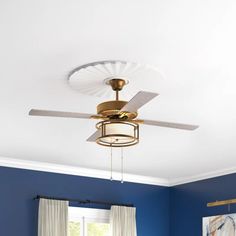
[{"left": 68, "top": 207, "right": 110, "bottom": 236}]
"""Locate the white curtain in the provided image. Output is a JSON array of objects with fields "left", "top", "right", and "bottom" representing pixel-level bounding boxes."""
[
  {"left": 38, "top": 198, "right": 69, "bottom": 236},
  {"left": 110, "top": 205, "right": 137, "bottom": 236}
]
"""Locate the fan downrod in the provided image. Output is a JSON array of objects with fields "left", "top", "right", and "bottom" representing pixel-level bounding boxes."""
[{"left": 108, "top": 78, "right": 127, "bottom": 101}]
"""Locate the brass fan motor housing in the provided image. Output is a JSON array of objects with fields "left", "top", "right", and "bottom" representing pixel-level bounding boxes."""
[{"left": 97, "top": 100, "right": 138, "bottom": 119}]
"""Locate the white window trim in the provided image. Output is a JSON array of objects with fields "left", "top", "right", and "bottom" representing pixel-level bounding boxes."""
[{"left": 69, "top": 206, "right": 110, "bottom": 236}]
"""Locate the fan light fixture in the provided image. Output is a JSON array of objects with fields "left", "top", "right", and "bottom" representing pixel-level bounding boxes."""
[
  {"left": 29, "top": 60, "right": 199, "bottom": 182},
  {"left": 96, "top": 120, "right": 139, "bottom": 147}
]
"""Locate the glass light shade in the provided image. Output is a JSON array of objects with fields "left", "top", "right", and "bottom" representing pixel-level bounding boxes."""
[{"left": 96, "top": 120, "right": 139, "bottom": 147}]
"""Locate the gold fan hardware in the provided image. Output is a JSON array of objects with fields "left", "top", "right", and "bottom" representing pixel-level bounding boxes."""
[
  {"left": 97, "top": 78, "right": 138, "bottom": 120},
  {"left": 97, "top": 101, "right": 137, "bottom": 120},
  {"left": 108, "top": 78, "right": 126, "bottom": 91},
  {"left": 107, "top": 78, "right": 127, "bottom": 101},
  {"left": 96, "top": 120, "right": 139, "bottom": 147}
]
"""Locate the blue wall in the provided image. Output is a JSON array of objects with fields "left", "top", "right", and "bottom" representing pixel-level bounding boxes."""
[
  {"left": 0, "top": 166, "right": 170, "bottom": 236},
  {"left": 3, "top": 165, "right": 235, "bottom": 236},
  {"left": 170, "top": 173, "right": 236, "bottom": 236}
]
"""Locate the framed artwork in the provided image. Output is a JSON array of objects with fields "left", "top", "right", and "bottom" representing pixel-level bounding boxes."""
[{"left": 203, "top": 213, "right": 236, "bottom": 235}]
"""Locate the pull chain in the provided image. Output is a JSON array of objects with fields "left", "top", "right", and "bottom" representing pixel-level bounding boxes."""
[
  {"left": 121, "top": 147, "right": 124, "bottom": 183},
  {"left": 110, "top": 145, "right": 113, "bottom": 181}
]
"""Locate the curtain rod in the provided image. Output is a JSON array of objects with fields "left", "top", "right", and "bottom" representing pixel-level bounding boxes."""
[
  {"left": 34, "top": 195, "right": 134, "bottom": 207},
  {"left": 207, "top": 198, "right": 236, "bottom": 207}
]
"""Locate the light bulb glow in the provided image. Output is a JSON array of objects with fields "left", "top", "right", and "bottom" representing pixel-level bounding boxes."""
[{"left": 96, "top": 120, "right": 139, "bottom": 147}]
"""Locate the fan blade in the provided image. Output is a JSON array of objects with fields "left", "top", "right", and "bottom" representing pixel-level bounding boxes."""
[
  {"left": 29, "top": 109, "right": 98, "bottom": 119},
  {"left": 86, "top": 130, "right": 101, "bottom": 142},
  {"left": 120, "top": 91, "right": 158, "bottom": 112},
  {"left": 138, "top": 119, "right": 199, "bottom": 130}
]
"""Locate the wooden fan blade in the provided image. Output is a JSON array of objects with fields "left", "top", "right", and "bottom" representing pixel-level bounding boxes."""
[
  {"left": 120, "top": 91, "right": 158, "bottom": 112},
  {"left": 86, "top": 130, "right": 101, "bottom": 142},
  {"left": 137, "top": 119, "right": 199, "bottom": 130},
  {"left": 29, "top": 109, "right": 99, "bottom": 119}
]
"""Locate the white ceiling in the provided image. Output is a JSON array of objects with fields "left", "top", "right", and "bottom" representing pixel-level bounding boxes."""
[{"left": 1, "top": 0, "right": 236, "bottom": 185}]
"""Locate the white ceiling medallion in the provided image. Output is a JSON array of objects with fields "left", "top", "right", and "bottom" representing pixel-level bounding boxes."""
[{"left": 67, "top": 60, "right": 164, "bottom": 100}]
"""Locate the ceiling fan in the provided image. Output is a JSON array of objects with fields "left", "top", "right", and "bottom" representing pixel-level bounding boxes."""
[{"left": 29, "top": 78, "right": 198, "bottom": 147}]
